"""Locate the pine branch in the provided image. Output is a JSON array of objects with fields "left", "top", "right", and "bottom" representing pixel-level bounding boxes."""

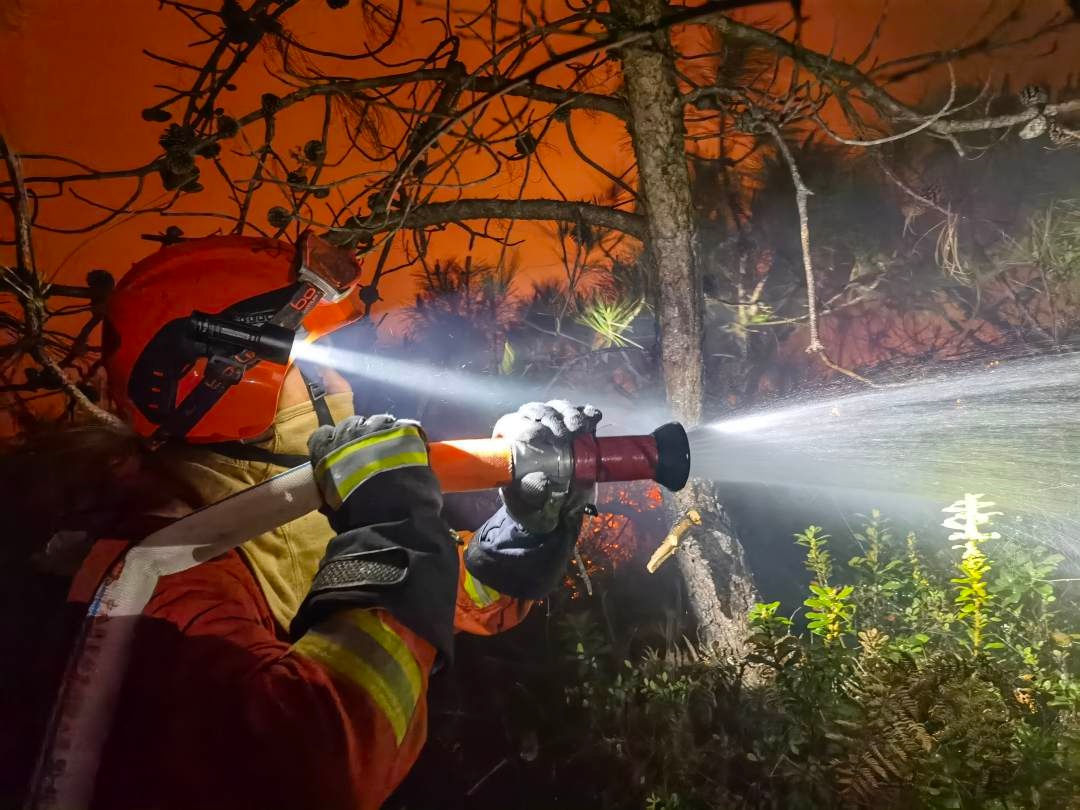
[
  {"left": 335, "top": 198, "right": 646, "bottom": 241},
  {"left": 709, "top": 15, "right": 1080, "bottom": 142}
]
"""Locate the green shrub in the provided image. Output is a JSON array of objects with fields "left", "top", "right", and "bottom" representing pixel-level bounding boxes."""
[{"left": 561, "top": 496, "right": 1080, "bottom": 809}]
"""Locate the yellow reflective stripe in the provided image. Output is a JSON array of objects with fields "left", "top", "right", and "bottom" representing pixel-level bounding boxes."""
[
  {"left": 344, "top": 609, "right": 423, "bottom": 703},
  {"left": 293, "top": 610, "right": 422, "bottom": 745},
  {"left": 318, "top": 425, "right": 421, "bottom": 472},
  {"left": 315, "top": 426, "right": 429, "bottom": 508},
  {"left": 333, "top": 450, "right": 428, "bottom": 507},
  {"left": 463, "top": 570, "right": 501, "bottom": 608},
  {"left": 294, "top": 633, "right": 411, "bottom": 744}
]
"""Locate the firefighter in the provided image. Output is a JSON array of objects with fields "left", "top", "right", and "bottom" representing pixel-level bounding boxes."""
[{"left": 26, "top": 235, "right": 598, "bottom": 810}]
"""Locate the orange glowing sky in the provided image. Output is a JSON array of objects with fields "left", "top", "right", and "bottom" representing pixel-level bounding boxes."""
[{"left": 1, "top": 0, "right": 1077, "bottom": 314}]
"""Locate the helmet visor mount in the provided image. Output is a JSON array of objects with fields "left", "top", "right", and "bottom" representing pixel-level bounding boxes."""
[
  {"left": 181, "top": 232, "right": 363, "bottom": 367},
  {"left": 187, "top": 312, "right": 296, "bottom": 366},
  {"left": 297, "top": 230, "right": 361, "bottom": 303},
  {"left": 123, "top": 233, "right": 361, "bottom": 444}
]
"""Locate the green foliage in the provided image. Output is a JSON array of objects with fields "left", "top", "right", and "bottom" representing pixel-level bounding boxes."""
[
  {"left": 644, "top": 792, "right": 686, "bottom": 810},
  {"left": 943, "top": 495, "right": 1001, "bottom": 653},
  {"left": 560, "top": 499, "right": 1080, "bottom": 809},
  {"left": 795, "top": 525, "right": 833, "bottom": 585},
  {"left": 575, "top": 296, "right": 646, "bottom": 349},
  {"left": 804, "top": 582, "right": 855, "bottom": 645},
  {"left": 499, "top": 339, "right": 516, "bottom": 375},
  {"left": 849, "top": 511, "right": 906, "bottom": 627},
  {"left": 951, "top": 536, "right": 992, "bottom": 652},
  {"left": 1002, "top": 198, "right": 1080, "bottom": 279},
  {"left": 795, "top": 525, "right": 855, "bottom": 643}
]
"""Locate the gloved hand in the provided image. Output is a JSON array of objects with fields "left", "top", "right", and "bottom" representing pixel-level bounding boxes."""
[
  {"left": 494, "top": 400, "right": 602, "bottom": 534},
  {"left": 291, "top": 414, "right": 458, "bottom": 662},
  {"left": 464, "top": 401, "right": 601, "bottom": 600}
]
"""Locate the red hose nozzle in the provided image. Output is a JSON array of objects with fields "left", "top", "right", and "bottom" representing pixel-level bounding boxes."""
[
  {"left": 571, "top": 422, "right": 691, "bottom": 492},
  {"left": 428, "top": 423, "right": 691, "bottom": 494}
]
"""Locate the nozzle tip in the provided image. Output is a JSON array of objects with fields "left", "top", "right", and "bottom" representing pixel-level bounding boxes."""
[{"left": 651, "top": 422, "right": 691, "bottom": 492}]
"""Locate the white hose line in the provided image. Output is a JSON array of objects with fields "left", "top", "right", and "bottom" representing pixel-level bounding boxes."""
[{"left": 29, "top": 464, "right": 320, "bottom": 810}]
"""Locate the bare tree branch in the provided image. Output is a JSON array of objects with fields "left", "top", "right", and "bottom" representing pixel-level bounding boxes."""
[
  {"left": 764, "top": 122, "right": 878, "bottom": 386},
  {"left": 334, "top": 197, "right": 646, "bottom": 241},
  {"left": 762, "top": 122, "right": 818, "bottom": 352},
  {"left": 709, "top": 14, "right": 1080, "bottom": 140},
  {"left": 1, "top": 134, "right": 126, "bottom": 428}
]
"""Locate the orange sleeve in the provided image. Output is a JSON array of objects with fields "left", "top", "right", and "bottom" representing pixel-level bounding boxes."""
[
  {"left": 452, "top": 531, "right": 533, "bottom": 636},
  {"left": 95, "top": 550, "right": 434, "bottom": 810}
]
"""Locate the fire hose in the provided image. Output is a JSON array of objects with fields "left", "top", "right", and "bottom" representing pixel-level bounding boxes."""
[{"left": 29, "top": 424, "right": 690, "bottom": 810}]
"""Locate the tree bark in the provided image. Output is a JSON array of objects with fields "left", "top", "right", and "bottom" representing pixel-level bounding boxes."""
[
  {"left": 611, "top": 0, "right": 701, "bottom": 424},
  {"left": 671, "top": 481, "right": 759, "bottom": 655},
  {"left": 610, "top": 0, "right": 758, "bottom": 653}
]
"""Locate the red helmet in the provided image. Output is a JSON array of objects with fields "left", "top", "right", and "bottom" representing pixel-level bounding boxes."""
[{"left": 104, "top": 234, "right": 363, "bottom": 444}]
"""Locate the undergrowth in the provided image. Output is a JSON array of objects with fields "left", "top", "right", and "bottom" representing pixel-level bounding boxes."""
[{"left": 559, "top": 497, "right": 1080, "bottom": 809}]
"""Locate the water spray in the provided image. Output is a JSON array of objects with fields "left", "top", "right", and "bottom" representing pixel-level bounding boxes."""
[{"left": 688, "top": 353, "right": 1080, "bottom": 562}]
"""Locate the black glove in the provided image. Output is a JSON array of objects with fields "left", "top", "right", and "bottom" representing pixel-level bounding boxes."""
[
  {"left": 463, "top": 401, "right": 601, "bottom": 599},
  {"left": 291, "top": 415, "right": 457, "bottom": 663}
]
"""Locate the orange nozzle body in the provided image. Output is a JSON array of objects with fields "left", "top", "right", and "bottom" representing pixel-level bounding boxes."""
[
  {"left": 429, "top": 438, "right": 514, "bottom": 493},
  {"left": 427, "top": 424, "right": 690, "bottom": 494}
]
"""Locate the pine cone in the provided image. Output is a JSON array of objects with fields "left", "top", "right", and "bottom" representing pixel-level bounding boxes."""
[
  {"left": 261, "top": 93, "right": 281, "bottom": 115},
  {"left": 514, "top": 131, "right": 538, "bottom": 156},
  {"left": 267, "top": 207, "right": 293, "bottom": 228},
  {"left": 158, "top": 123, "right": 196, "bottom": 152},
  {"left": 358, "top": 285, "right": 380, "bottom": 305},
  {"left": 303, "top": 139, "right": 327, "bottom": 163},
  {"left": 216, "top": 115, "right": 240, "bottom": 139},
  {"left": 141, "top": 107, "right": 172, "bottom": 123},
  {"left": 1018, "top": 84, "right": 1049, "bottom": 108}
]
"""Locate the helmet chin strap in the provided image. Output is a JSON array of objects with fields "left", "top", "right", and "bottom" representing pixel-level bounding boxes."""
[
  {"left": 200, "top": 365, "right": 338, "bottom": 469},
  {"left": 151, "top": 280, "right": 324, "bottom": 446}
]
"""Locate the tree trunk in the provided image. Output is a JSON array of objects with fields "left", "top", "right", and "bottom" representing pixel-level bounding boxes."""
[
  {"left": 611, "top": 0, "right": 759, "bottom": 653},
  {"left": 610, "top": 0, "right": 701, "bottom": 424},
  {"left": 670, "top": 481, "right": 759, "bottom": 654}
]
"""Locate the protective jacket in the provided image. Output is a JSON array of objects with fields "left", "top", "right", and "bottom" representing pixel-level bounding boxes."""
[{"left": 34, "top": 398, "right": 531, "bottom": 810}]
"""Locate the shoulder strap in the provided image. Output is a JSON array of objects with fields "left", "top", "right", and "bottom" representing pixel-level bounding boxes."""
[{"left": 298, "top": 367, "right": 335, "bottom": 428}]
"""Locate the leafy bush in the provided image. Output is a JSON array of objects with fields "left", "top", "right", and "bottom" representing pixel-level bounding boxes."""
[{"left": 561, "top": 497, "right": 1080, "bottom": 809}]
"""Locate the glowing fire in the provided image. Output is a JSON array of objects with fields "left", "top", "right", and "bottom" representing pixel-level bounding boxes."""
[{"left": 564, "top": 482, "right": 663, "bottom": 597}]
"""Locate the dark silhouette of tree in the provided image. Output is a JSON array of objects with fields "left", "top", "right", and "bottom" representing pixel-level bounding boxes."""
[{"left": 408, "top": 256, "right": 519, "bottom": 372}]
